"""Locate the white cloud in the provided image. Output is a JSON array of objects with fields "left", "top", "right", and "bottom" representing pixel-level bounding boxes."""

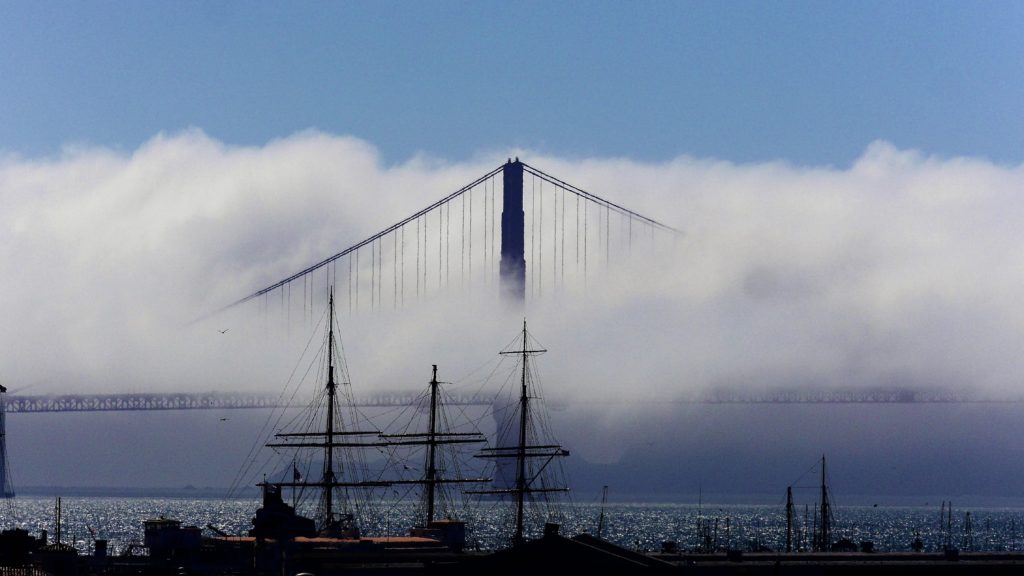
[{"left": 2, "top": 130, "right": 1023, "bottom": 410}]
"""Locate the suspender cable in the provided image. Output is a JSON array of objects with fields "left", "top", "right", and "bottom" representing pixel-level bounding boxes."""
[
  {"left": 207, "top": 164, "right": 503, "bottom": 317},
  {"left": 469, "top": 184, "right": 473, "bottom": 289},
  {"left": 416, "top": 217, "right": 420, "bottom": 300}
]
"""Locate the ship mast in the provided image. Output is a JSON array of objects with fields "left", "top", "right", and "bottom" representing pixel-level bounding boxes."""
[
  {"left": 819, "top": 455, "right": 831, "bottom": 552},
  {"left": 786, "top": 485, "right": 794, "bottom": 552},
  {"left": 426, "top": 364, "right": 439, "bottom": 522},
  {"left": 378, "top": 365, "right": 488, "bottom": 527},
  {"left": 323, "top": 289, "right": 338, "bottom": 528},
  {"left": 470, "top": 320, "right": 569, "bottom": 546},
  {"left": 514, "top": 320, "right": 530, "bottom": 544},
  {"left": 264, "top": 289, "right": 390, "bottom": 535}
]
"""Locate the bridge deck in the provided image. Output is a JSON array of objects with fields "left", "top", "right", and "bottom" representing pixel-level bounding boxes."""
[{"left": 0, "top": 389, "right": 1007, "bottom": 413}]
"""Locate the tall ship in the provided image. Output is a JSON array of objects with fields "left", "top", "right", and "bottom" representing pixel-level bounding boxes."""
[
  {"left": 467, "top": 320, "right": 570, "bottom": 546},
  {"left": 241, "top": 289, "right": 491, "bottom": 554}
]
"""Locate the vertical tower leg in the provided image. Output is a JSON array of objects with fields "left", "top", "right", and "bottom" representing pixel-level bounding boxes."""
[
  {"left": 0, "top": 385, "right": 13, "bottom": 498},
  {"left": 500, "top": 159, "right": 525, "bottom": 305}
]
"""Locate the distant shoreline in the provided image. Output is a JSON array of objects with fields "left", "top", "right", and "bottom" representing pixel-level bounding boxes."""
[
  {"left": 14, "top": 485, "right": 257, "bottom": 499},
  {"left": 12, "top": 486, "right": 1024, "bottom": 508}
]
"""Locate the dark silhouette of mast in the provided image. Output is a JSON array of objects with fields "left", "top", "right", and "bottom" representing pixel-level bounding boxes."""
[
  {"left": 514, "top": 320, "right": 531, "bottom": 544},
  {"left": 379, "top": 365, "right": 488, "bottom": 527},
  {"left": 322, "top": 290, "right": 338, "bottom": 528},
  {"left": 426, "top": 365, "right": 439, "bottom": 522},
  {"left": 819, "top": 455, "right": 831, "bottom": 552},
  {"left": 786, "top": 486, "right": 794, "bottom": 552},
  {"left": 470, "top": 320, "right": 569, "bottom": 546},
  {"left": 265, "top": 289, "right": 389, "bottom": 535}
]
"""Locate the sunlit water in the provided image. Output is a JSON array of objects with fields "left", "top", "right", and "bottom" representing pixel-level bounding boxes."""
[{"left": 3, "top": 496, "right": 1022, "bottom": 555}]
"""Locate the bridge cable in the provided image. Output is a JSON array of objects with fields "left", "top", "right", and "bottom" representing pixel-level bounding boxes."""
[
  {"left": 539, "top": 179, "right": 543, "bottom": 296},
  {"left": 534, "top": 176, "right": 539, "bottom": 296},
  {"left": 461, "top": 193, "right": 465, "bottom": 291},
  {"left": 446, "top": 201, "right": 450, "bottom": 289},
  {"left": 483, "top": 179, "right": 488, "bottom": 285},
  {"left": 394, "top": 230, "right": 398, "bottom": 309},
  {"left": 553, "top": 182, "right": 558, "bottom": 291},
  {"left": 416, "top": 217, "right": 420, "bottom": 300},
  {"left": 491, "top": 178, "right": 495, "bottom": 280},
  {"left": 401, "top": 226, "right": 405, "bottom": 307},
  {"left": 201, "top": 164, "right": 504, "bottom": 319},
  {"left": 423, "top": 209, "right": 428, "bottom": 296},
  {"left": 521, "top": 163, "right": 681, "bottom": 234},
  {"left": 438, "top": 203, "right": 442, "bottom": 292},
  {"left": 469, "top": 183, "right": 473, "bottom": 291}
]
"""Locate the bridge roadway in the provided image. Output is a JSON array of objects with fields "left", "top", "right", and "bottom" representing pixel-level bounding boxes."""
[{"left": 0, "top": 387, "right": 1005, "bottom": 414}]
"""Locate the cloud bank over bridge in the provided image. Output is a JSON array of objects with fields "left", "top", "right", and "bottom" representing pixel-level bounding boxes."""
[
  {"left": 2, "top": 130, "right": 1022, "bottom": 402},
  {"left": 4, "top": 130, "right": 1024, "bottom": 493}
]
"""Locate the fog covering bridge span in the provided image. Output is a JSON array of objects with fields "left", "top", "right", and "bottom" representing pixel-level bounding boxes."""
[{"left": 2, "top": 387, "right": 998, "bottom": 414}]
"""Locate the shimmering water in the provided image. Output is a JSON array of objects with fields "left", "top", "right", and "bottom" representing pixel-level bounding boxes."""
[{"left": 4, "top": 496, "right": 1022, "bottom": 555}]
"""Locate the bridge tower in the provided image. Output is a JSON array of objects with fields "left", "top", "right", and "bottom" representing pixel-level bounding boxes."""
[
  {"left": 499, "top": 159, "right": 525, "bottom": 305},
  {"left": 0, "top": 385, "right": 13, "bottom": 498}
]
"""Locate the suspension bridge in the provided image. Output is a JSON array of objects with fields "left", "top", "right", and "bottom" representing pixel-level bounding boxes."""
[
  {"left": 0, "top": 158, "right": 996, "bottom": 414},
  {"left": 0, "top": 159, "right": 993, "bottom": 497},
  {"left": 0, "top": 386, "right": 1003, "bottom": 415},
  {"left": 4, "top": 158, "right": 987, "bottom": 413}
]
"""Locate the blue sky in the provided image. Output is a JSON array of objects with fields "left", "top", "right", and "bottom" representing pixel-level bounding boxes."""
[{"left": 2, "top": 1, "right": 1023, "bottom": 166}]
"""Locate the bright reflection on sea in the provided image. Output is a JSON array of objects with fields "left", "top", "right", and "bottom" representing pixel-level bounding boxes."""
[{"left": 2, "top": 497, "right": 1023, "bottom": 555}]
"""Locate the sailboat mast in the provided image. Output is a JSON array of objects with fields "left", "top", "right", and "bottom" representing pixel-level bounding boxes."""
[
  {"left": 323, "top": 290, "right": 337, "bottom": 529},
  {"left": 514, "top": 320, "right": 529, "bottom": 546},
  {"left": 786, "top": 486, "right": 794, "bottom": 553},
  {"left": 425, "top": 365, "right": 440, "bottom": 524},
  {"left": 820, "top": 455, "right": 830, "bottom": 552}
]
